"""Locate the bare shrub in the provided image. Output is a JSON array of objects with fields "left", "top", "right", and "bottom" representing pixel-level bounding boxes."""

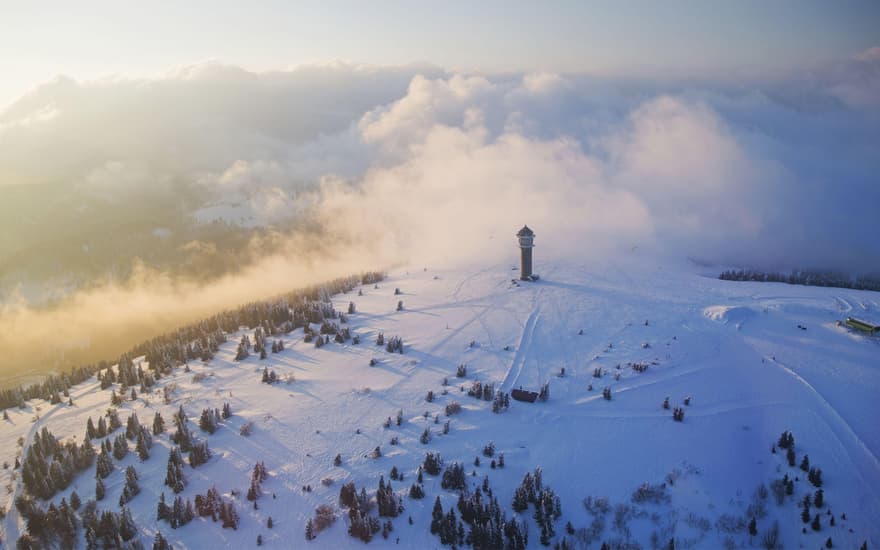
[
  {"left": 613, "top": 504, "right": 633, "bottom": 537},
  {"left": 239, "top": 422, "right": 253, "bottom": 436},
  {"left": 747, "top": 484, "right": 768, "bottom": 519},
  {"left": 321, "top": 477, "right": 334, "bottom": 487},
  {"left": 583, "top": 496, "right": 611, "bottom": 517},
  {"left": 192, "top": 373, "right": 207, "bottom": 383},
  {"left": 314, "top": 504, "right": 337, "bottom": 532},
  {"left": 769, "top": 479, "right": 786, "bottom": 505},
  {"left": 631, "top": 482, "right": 670, "bottom": 504},
  {"left": 715, "top": 514, "right": 746, "bottom": 534},
  {"left": 445, "top": 401, "right": 462, "bottom": 416},
  {"left": 760, "top": 520, "right": 781, "bottom": 550}
]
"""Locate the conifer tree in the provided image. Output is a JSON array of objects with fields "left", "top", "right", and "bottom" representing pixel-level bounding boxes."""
[
  {"left": 157, "top": 492, "right": 170, "bottom": 521},
  {"left": 153, "top": 531, "right": 171, "bottom": 550},
  {"left": 800, "top": 454, "right": 810, "bottom": 472}
]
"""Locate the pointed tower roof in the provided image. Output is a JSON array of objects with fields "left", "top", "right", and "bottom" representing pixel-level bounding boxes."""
[{"left": 516, "top": 225, "right": 534, "bottom": 237}]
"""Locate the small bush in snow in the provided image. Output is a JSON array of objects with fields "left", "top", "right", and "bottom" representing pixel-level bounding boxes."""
[{"left": 673, "top": 407, "right": 685, "bottom": 421}]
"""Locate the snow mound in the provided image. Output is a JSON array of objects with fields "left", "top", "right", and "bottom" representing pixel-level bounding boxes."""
[{"left": 703, "top": 305, "right": 756, "bottom": 328}]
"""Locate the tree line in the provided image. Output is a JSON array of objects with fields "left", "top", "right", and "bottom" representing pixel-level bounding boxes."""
[{"left": 0, "top": 270, "right": 385, "bottom": 411}]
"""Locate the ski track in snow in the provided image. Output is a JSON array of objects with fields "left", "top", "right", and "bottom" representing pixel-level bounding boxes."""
[
  {"left": 765, "top": 355, "right": 880, "bottom": 501},
  {"left": 501, "top": 306, "right": 542, "bottom": 392}
]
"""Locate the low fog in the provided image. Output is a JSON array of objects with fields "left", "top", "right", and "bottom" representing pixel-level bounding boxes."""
[{"left": 1, "top": 55, "right": 878, "bottom": 383}]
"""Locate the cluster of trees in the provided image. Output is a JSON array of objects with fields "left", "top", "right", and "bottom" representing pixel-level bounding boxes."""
[
  {"left": 125, "top": 414, "right": 154, "bottom": 461},
  {"left": 631, "top": 362, "right": 649, "bottom": 373},
  {"left": 165, "top": 446, "right": 186, "bottom": 493},
  {"left": 719, "top": 269, "right": 880, "bottom": 292},
  {"left": 85, "top": 411, "right": 120, "bottom": 440},
  {"left": 133, "top": 272, "right": 380, "bottom": 374},
  {"left": 409, "top": 482, "right": 426, "bottom": 499},
  {"left": 169, "top": 405, "right": 211, "bottom": 467},
  {"left": 383, "top": 335, "right": 404, "bottom": 353},
  {"left": 318, "top": 319, "right": 353, "bottom": 345},
  {"left": 156, "top": 491, "right": 195, "bottom": 529},
  {"left": 261, "top": 367, "right": 279, "bottom": 384},
  {"left": 189, "top": 440, "right": 211, "bottom": 468},
  {"left": 430, "top": 496, "right": 463, "bottom": 546},
  {"left": 95, "top": 445, "right": 114, "bottom": 482},
  {"left": 492, "top": 391, "right": 510, "bottom": 413},
  {"left": 234, "top": 334, "right": 252, "bottom": 361},
  {"left": 13, "top": 500, "right": 142, "bottom": 549},
  {"left": 441, "top": 462, "right": 467, "bottom": 491},
  {"left": 424, "top": 452, "right": 443, "bottom": 476},
  {"left": 0, "top": 363, "right": 96, "bottom": 411},
  {"left": 194, "top": 486, "right": 239, "bottom": 529},
  {"left": 21, "top": 427, "right": 95, "bottom": 500},
  {"left": 376, "top": 476, "right": 402, "bottom": 517},
  {"left": 14, "top": 494, "right": 81, "bottom": 548},
  {"left": 467, "top": 381, "right": 495, "bottom": 401},
  {"left": 339, "top": 481, "right": 381, "bottom": 542},
  {"left": 199, "top": 407, "right": 223, "bottom": 434},
  {"left": 512, "top": 468, "right": 562, "bottom": 545},
  {"left": 118, "top": 465, "right": 140, "bottom": 506},
  {"left": 247, "top": 462, "right": 269, "bottom": 501},
  {"left": 83, "top": 505, "right": 139, "bottom": 548},
  {"left": 457, "top": 486, "right": 529, "bottom": 550},
  {"left": 479, "top": 443, "right": 506, "bottom": 469}
]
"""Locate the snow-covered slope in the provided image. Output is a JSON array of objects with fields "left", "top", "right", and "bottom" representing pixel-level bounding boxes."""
[{"left": 2, "top": 259, "right": 879, "bottom": 549}]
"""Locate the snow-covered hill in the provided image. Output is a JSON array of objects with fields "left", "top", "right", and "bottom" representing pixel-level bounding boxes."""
[{"left": 2, "top": 258, "right": 878, "bottom": 549}]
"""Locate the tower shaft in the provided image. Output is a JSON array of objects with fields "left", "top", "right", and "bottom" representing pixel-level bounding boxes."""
[{"left": 520, "top": 247, "right": 533, "bottom": 280}]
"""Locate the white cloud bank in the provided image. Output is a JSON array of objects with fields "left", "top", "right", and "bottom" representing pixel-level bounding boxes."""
[
  {"left": 1, "top": 55, "right": 879, "bottom": 274},
  {"left": 1, "top": 54, "right": 879, "bottom": 377}
]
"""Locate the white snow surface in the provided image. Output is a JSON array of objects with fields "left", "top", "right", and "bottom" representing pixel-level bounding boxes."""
[{"left": 2, "top": 258, "right": 879, "bottom": 548}]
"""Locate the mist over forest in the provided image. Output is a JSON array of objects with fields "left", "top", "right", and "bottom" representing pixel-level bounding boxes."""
[{"left": 1, "top": 55, "right": 879, "bottom": 384}]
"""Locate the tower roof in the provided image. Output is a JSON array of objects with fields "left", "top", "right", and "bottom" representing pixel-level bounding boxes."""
[{"left": 516, "top": 225, "right": 534, "bottom": 237}]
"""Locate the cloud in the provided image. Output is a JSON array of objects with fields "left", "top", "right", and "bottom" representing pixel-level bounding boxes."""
[
  {"left": 827, "top": 46, "right": 880, "bottom": 109},
  {"left": 1, "top": 60, "right": 879, "bottom": 380},
  {"left": 0, "top": 62, "right": 440, "bottom": 188},
  {"left": 324, "top": 72, "right": 880, "bottom": 273},
  {"left": 1, "top": 60, "right": 877, "bottom": 275}
]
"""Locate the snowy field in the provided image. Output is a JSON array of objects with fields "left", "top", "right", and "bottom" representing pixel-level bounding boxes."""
[{"left": 1, "top": 258, "right": 878, "bottom": 549}]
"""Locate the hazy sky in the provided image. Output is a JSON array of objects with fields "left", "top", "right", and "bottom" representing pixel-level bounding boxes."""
[{"left": 2, "top": 0, "right": 879, "bottom": 108}]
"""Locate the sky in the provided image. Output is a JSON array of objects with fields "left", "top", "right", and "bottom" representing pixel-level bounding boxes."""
[{"left": 2, "top": 0, "right": 879, "bottom": 108}]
